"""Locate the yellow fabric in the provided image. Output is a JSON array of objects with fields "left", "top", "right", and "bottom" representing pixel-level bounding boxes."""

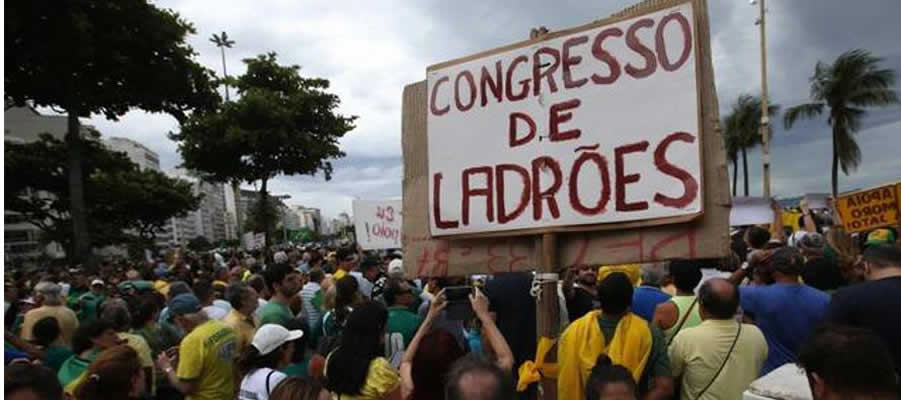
[
  {"left": 223, "top": 309, "right": 256, "bottom": 355},
  {"left": 177, "top": 320, "right": 237, "bottom": 400},
  {"left": 557, "top": 311, "right": 653, "bottom": 400},
  {"left": 21, "top": 305, "right": 79, "bottom": 347},
  {"left": 333, "top": 268, "right": 348, "bottom": 281},
  {"left": 119, "top": 332, "right": 156, "bottom": 395},
  {"left": 597, "top": 264, "right": 641, "bottom": 286},
  {"left": 327, "top": 357, "right": 399, "bottom": 400},
  {"left": 153, "top": 280, "right": 169, "bottom": 296},
  {"left": 517, "top": 336, "right": 558, "bottom": 391},
  {"left": 65, "top": 373, "right": 85, "bottom": 396},
  {"left": 669, "top": 320, "right": 768, "bottom": 400}
]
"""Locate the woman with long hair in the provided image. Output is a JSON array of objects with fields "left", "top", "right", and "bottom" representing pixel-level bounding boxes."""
[
  {"left": 321, "top": 276, "right": 361, "bottom": 338},
  {"left": 237, "top": 324, "right": 305, "bottom": 400},
  {"left": 72, "top": 345, "right": 145, "bottom": 400},
  {"left": 324, "top": 301, "right": 400, "bottom": 400}
]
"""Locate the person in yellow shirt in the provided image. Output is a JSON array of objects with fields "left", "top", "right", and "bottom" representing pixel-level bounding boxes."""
[
  {"left": 99, "top": 299, "right": 155, "bottom": 397},
  {"left": 557, "top": 273, "right": 674, "bottom": 400},
  {"left": 21, "top": 281, "right": 78, "bottom": 348},
  {"left": 668, "top": 278, "right": 768, "bottom": 400},
  {"left": 224, "top": 282, "right": 260, "bottom": 355},
  {"left": 155, "top": 293, "right": 237, "bottom": 400}
]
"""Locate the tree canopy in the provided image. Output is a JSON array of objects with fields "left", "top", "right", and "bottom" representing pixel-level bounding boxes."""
[{"left": 5, "top": 134, "right": 202, "bottom": 257}]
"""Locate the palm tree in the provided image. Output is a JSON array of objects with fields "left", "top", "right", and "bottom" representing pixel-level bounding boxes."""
[
  {"left": 784, "top": 49, "right": 898, "bottom": 198},
  {"left": 722, "top": 114, "right": 741, "bottom": 196},
  {"left": 723, "top": 94, "right": 780, "bottom": 196}
]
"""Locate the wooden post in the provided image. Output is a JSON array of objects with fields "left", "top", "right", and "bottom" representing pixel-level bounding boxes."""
[{"left": 537, "top": 232, "right": 559, "bottom": 399}]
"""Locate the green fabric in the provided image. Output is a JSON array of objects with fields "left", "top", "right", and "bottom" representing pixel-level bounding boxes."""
[
  {"left": 118, "top": 280, "right": 154, "bottom": 292},
  {"left": 663, "top": 295, "right": 701, "bottom": 342},
  {"left": 599, "top": 315, "right": 671, "bottom": 396},
  {"left": 57, "top": 351, "right": 98, "bottom": 387},
  {"left": 259, "top": 301, "right": 293, "bottom": 328},
  {"left": 66, "top": 289, "right": 87, "bottom": 310},
  {"left": 44, "top": 346, "right": 74, "bottom": 373},
  {"left": 133, "top": 324, "right": 169, "bottom": 357},
  {"left": 386, "top": 306, "right": 423, "bottom": 347},
  {"left": 282, "top": 359, "right": 309, "bottom": 377},
  {"left": 77, "top": 292, "right": 105, "bottom": 323},
  {"left": 311, "top": 290, "right": 323, "bottom": 312}
]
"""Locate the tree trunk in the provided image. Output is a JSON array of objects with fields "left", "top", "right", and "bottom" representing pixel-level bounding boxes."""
[
  {"left": 741, "top": 147, "right": 750, "bottom": 196},
  {"left": 232, "top": 181, "right": 242, "bottom": 236},
  {"left": 831, "top": 126, "right": 840, "bottom": 199},
  {"left": 732, "top": 158, "right": 738, "bottom": 197},
  {"left": 258, "top": 178, "right": 270, "bottom": 251},
  {"left": 66, "top": 111, "right": 91, "bottom": 265}
]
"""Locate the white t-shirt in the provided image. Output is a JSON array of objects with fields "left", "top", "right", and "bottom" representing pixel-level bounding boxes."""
[{"left": 239, "top": 368, "right": 287, "bottom": 400}]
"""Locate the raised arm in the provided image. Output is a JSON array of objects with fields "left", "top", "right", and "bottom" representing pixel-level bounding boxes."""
[
  {"left": 471, "top": 288, "right": 514, "bottom": 372},
  {"left": 400, "top": 289, "right": 446, "bottom": 399}
]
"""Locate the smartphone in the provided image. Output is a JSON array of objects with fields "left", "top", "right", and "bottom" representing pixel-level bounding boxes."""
[{"left": 443, "top": 286, "right": 473, "bottom": 320}]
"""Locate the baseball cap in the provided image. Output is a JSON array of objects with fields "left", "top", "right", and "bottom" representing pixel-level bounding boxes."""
[
  {"left": 91, "top": 279, "right": 105, "bottom": 287},
  {"left": 251, "top": 324, "right": 304, "bottom": 355},
  {"left": 866, "top": 229, "right": 897, "bottom": 247},
  {"left": 387, "top": 259, "right": 404, "bottom": 278},
  {"left": 168, "top": 293, "right": 202, "bottom": 318}
]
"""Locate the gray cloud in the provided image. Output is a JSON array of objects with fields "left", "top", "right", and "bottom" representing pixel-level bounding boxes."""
[{"left": 80, "top": 0, "right": 900, "bottom": 218}]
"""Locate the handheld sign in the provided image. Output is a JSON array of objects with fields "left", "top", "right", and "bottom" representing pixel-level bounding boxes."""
[
  {"left": 730, "top": 197, "right": 774, "bottom": 227},
  {"left": 836, "top": 182, "right": 900, "bottom": 233},
  {"left": 403, "top": 0, "right": 731, "bottom": 277},
  {"left": 427, "top": 3, "right": 702, "bottom": 236},
  {"left": 353, "top": 200, "right": 403, "bottom": 250}
]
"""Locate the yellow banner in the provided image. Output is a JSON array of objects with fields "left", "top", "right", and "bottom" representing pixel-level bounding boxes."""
[{"left": 837, "top": 182, "right": 900, "bottom": 233}]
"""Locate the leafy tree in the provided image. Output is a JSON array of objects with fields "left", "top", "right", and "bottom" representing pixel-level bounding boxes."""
[
  {"left": 5, "top": 134, "right": 201, "bottom": 258},
  {"left": 187, "top": 236, "right": 213, "bottom": 252},
  {"left": 784, "top": 49, "right": 899, "bottom": 198},
  {"left": 6, "top": 1, "right": 219, "bottom": 263},
  {"left": 172, "top": 52, "right": 356, "bottom": 245},
  {"left": 722, "top": 94, "right": 780, "bottom": 196}
]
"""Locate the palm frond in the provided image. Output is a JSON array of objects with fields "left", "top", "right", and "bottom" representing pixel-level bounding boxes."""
[
  {"left": 835, "top": 122, "right": 861, "bottom": 174},
  {"left": 783, "top": 103, "right": 824, "bottom": 129},
  {"left": 848, "top": 89, "right": 899, "bottom": 108}
]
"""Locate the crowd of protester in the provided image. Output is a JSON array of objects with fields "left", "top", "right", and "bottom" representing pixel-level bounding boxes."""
[{"left": 4, "top": 218, "right": 901, "bottom": 399}]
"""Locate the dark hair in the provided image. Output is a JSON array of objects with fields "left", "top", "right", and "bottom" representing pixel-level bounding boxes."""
[
  {"left": 797, "top": 325, "right": 898, "bottom": 397},
  {"left": 769, "top": 247, "right": 804, "bottom": 276},
  {"left": 73, "top": 319, "right": 114, "bottom": 354},
  {"left": 669, "top": 260, "right": 702, "bottom": 292},
  {"left": 32, "top": 316, "right": 61, "bottom": 347},
  {"left": 193, "top": 280, "right": 214, "bottom": 303},
  {"left": 73, "top": 345, "right": 142, "bottom": 400},
  {"left": 226, "top": 282, "right": 253, "bottom": 310},
  {"left": 360, "top": 256, "right": 380, "bottom": 272},
  {"left": 269, "top": 376, "right": 325, "bottom": 400},
  {"left": 597, "top": 273, "right": 633, "bottom": 315},
  {"left": 334, "top": 276, "right": 360, "bottom": 325},
  {"left": 697, "top": 278, "right": 740, "bottom": 319},
  {"left": 863, "top": 244, "right": 901, "bottom": 269},
  {"left": 746, "top": 226, "right": 771, "bottom": 249},
  {"left": 167, "top": 281, "right": 192, "bottom": 299},
  {"left": 247, "top": 274, "right": 267, "bottom": 294},
  {"left": 264, "top": 263, "right": 295, "bottom": 293},
  {"left": 383, "top": 278, "right": 410, "bottom": 306},
  {"left": 285, "top": 318, "right": 310, "bottom": 361},
  {"left": 100, "top": 300, "right": 132, "bottom": 332},
  {"left": 325, "top": 301, "right": 388, "bottom": 396},
  {"left": 5, "top": 363, "right": 63, "bottom": 400},
  {"left": 308, "top": 268, "right": 325, "bottom": 284},
  {"left": 336, "top": 246, "right": 355, "bottom": 263},
  {"left": 445, "top": 355, "right": 512, "bottom": 400},
  {"left": 131, "top": 294, "right": 161, "bottom": 329},
  {"left": 585, "top": 355, "right": 637, "bottom": 400},
  {"left": 238, "top": 338, "right": 287, "bottom": 379},
  {"left": 412, "top": 330, "right": 466, "bottom": 400}
]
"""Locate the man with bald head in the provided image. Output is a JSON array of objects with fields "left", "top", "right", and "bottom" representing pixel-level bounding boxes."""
[{"left": 668, "top": 278, "right": 768, "bottom": 399}]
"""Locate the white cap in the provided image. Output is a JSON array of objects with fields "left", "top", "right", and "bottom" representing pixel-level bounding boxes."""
[
  {"left": 273, "top": 251, "right": 289, "bottom": 264},
  {"left": 251, "top": 324, "right": 303, "bottom": 355},
  {"left": 388, "top": 259, "right": 404, "bottom": 278},
  {"left": 91, "top": 279, "right": 105, "bottom": 287}
]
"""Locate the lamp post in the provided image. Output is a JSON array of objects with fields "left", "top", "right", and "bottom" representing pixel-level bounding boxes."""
[{"left": 753, "top": 0, "right": 772, "bottom": 198}]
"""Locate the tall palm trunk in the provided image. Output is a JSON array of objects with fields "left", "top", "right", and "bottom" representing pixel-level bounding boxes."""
[
  {"left": 741, "top": 147, "right": 750, "bottom": 196},
  {"left": 732, "top": 158, "right": 738, "bottom": 197},
  {"left": 831, "top": 125, "right": 840, "bottom": 199},
  {"left": 66, "top": 110, "right": 91, "bottom": 265}
]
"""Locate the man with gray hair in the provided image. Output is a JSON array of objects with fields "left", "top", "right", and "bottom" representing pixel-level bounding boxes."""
[
  {"left": 21, "top": 281, "right": 78, "bottom": 347},
  {"left": 100, "top": 299, "right": 154, "bottom": 396},
  {"left": 631, "top": 263, "right": 671, "bottom": 322}
]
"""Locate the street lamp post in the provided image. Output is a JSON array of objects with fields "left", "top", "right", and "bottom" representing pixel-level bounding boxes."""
[{"left": 754, "top": 0, "right": 772, "bottom": 198}]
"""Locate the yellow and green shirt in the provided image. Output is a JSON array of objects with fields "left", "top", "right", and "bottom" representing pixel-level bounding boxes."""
[{"left": 177, "top": 319, "right": 237, "bottom": 400}]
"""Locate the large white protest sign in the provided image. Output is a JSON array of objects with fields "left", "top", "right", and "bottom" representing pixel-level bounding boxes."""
[
  {"left": 353, "top": 199, "right": 403, "bottom": 250},
  {"left": 730, "top": 197, "right": 774, "bottom": 226},
  {"left": 427, "top": 2, "right": 702, "bottom": 236}
]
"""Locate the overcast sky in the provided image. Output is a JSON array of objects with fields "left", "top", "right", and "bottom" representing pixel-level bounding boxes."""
[{"left": 82, "top": 0, "right": 901, "bottom": 218}]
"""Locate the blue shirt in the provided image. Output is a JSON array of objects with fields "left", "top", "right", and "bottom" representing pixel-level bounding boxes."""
[
  {"left": 740, "top": 283, "right": 829, "bottom": 375},
  {"left": 631, "top": 286, "right": 671, "bottom": 322}
]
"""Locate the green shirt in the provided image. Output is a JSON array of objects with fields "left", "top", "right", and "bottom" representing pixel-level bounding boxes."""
[
  {"left": 282, "top": 359, "right": 309, "bottom": 377},
  {"left": 44, "top": 346, "right": 74, "bottom": 373},
  {"left": 386, "top": 306, "right": 423, "bottom": 347},
  {"left": 259, "top": 301, "right": 294, "bottom": 328},
  {"left": 77, "top": 292, "right": 105, "bottom": 323},
  {"left": 57, "top": 350, "right": 99, "bottom": 387}
]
